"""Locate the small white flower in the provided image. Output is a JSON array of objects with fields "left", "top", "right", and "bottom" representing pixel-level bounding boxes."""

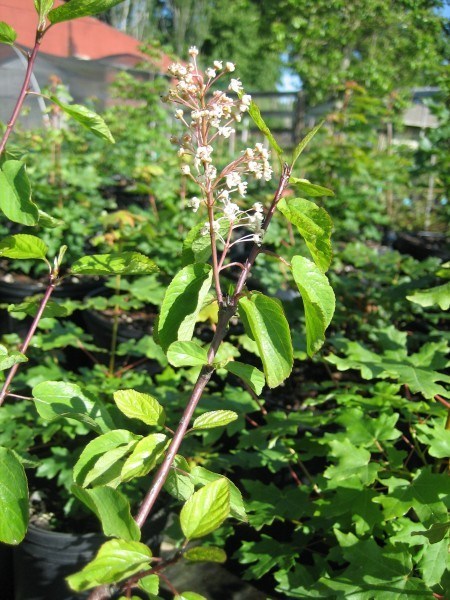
[
  {"left": 189, "top": 46, "right": 199, "bottom": 56},
  {"left": 218, "top": 126, "right": 234, "bottom": 138},
  {"left": 187, "top": 196, "right": 201, "bottom": 212},
  {"left": 226, "top": 62, "right": 235, "bottom": 72},
  {"left": 205, "top": 67, "right": 216, "bottom": 78},
  {"left": 181, "top": 165, "right": 191, "bottom": 175},
  {"left": 241, "top": 94, "right": 251, "bottom": 106},
  {"left": 175, "top": 109, "right": 184, "bottom": 119},
  {"left": 229, "top": 78, "right": 243, "bottom": 93},
  {"left": 224, "top": 202, "right": 240, "bottom": 220},
  {"left": 226, "top": 171, "right": 242, "bottom": 188},
  {"left": 238, "top": 181, "right": 248, "bottom": 196},
  {"left": 253, "top": 232, "right": 264, "bottom": 245},
  {"left": 218, "top": 189, "right": 230, "bottom": 203},
  {"left": 213, "top": 60, "right": 223, "bottom": 70},
  {"left": 253, "top": 202, "right": 264, "bottom": 213}
]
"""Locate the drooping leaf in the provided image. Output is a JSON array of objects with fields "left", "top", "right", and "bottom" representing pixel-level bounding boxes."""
[
  {"left": 184, "top": 546, "right": 227, "bottom": 563},
  {"left": 238, "top": 293, "right": 293, "bottom": 388},
  {"left": 0, "top": 344, "right": 27, "bottom": 371},
  {"left": 0, "top": 447, "right": 28, "bottom": 544},
  {"left": 291, "top": 255, "right": 335, "bottom": 356},
  {"left": 9, "top": 299, "right": 68, "bottom": 319},
  {"left": 224, "top": 361, "right": 265, "bottom": 395},
  {"left": 291, "top": 120, "right": 324, "bottom": 167},
  {"left": 32, "top": 380, "right": 113, "bottom": 434},
  {"left": 113, "top": 389, "right": 165, "bottom": 427},
  {"left": 37, "top": 209, "right": 64, "bottom": 228},
  {"left": 192, "top": 410, "right": 238, "bottom": 431},
  {"left": 71, "top": 252, "right": 157, "bottom": 276},
  {"left": 0, "top": 161, "right": 38, "bottom": 225},
  {"left": 180, "top": 478, "right": 230, "bottom": 539},
  {"left": 289, "top": 177, "right": 334, "bottom": 197},
  {"left": 0, "top": 234, "right": 47, "bottom": 260},
  {"left": 72, "top": 485, "right": 140, "bottom": 542},
  {"left": 407, "top": 282, "right": 450, "bottom": 310},
  {"left": 278, "top": 197, "right": 333, "bottom": 272},
  {"left": 0, "top": 21, "right": 17, "bottom": 45},
  {"left": 48, "top": 0, "right": 126, "bottom": 25},
  {"left": 49, "top": 96, "right": 114, "bottom": 142},
  {"left": 190, "top": 467, "right": 247, "bottom": 522},
  {"left": 66, "top": 539, "right": 152, "bottom": 592},
  {"left": 73, "top": 430, "right": 139, "bottom": 488},
  {"left": 167, "top": 341, "right": 208, "bottom": 368},
  {"left": 156, "top": 264, "right": 213, "bottom": 351},
  {"left": 247, "top": 100, "right": 283, "bottom": 157},
  {"left": 164, "top": 455, "right": 194, "bottom": 502},
  {"left": 120, "top": 434, "right": 167, "bottom": 481}
]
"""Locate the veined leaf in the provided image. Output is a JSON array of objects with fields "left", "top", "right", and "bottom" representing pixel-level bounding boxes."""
[
  {"left": 247, "top": 100, "right": 283, "bottom": 157},
  {"left": 121, "top": 434, "right": 167, "bottom": 481},
  {"left": 407, "top": 282, "right": 450, "bottom": 311},
  {"left": 48, "top": 0, "right": 126, "bottom": 25},
  {"left": 0, "top": 344, "right": 27, "bottom": 371},
  {"left": 192, "top": 410, "right": 238, "bottom": 431},
  {"left": 291, "top": 255, "right": 335, "bottom": 356},
  {"left": 184, "top": 546, "right": 227, "bottom": 563},
  {"left": 34, "top": 1, "right": 54, "bottom": 25},
  {"left": 278, "top": 197, "right": 333, "bottom": 272},
  {"left": 289, "top": 177, "right": 334, "bottom": 197},
  {"left": 224, "top": 361, "right": 265, "bottom": 395},
  {"left": 0, "top": 447, "right": 28, "bottom": 545},
  {"left": 72, "top": 485, "right": 140, "bottom": 542},
  {"left": 0, "top": 22, "right": 17, "bottom": 45},
  {"left": 71, "top": 252, "right": 157, "bottom": 276},
  {"left": 180, "top": 478, "right": 230, "bottom": 540},
  {"left": 291, "top": 121, "right": 324, "bottom": 167},
  {"left": 156, "top": 263, "right": 213, "bottom": 351},
  {"left": 238, "top": 293, "right": 293, "bottom": 388},
  {"left": 66, "top": 539, "right": 152, "bottom": 592},
  {"left": 9, "top": 299, "right": 68, "bottom": 319},
  {"left": 113, "top": 389, "right": 165, "bottom": 427},
  {"left": 182, "top": 221, "right": 229, "bottom": 266},
  {"left": 0, "top": 161, "right": 38, "bottom": 225},
  {"left": 167, "top": 341, "right": 208, "bottom": 368},
  {"left": 191, "top": 466, "right": 247, "bottom": 522},
  {"left": 0, "top": 234, "right": 47, "bottom": 261},
  {"left": 50, "top": 96, "right": 114, "bottom": 142},
  {"left": 164, "top": 455, "right": 194, "bottom": 502}
]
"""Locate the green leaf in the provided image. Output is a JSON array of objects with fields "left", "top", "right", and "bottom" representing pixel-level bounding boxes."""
[
  {"left": 175, "top": 593, "right": 207, "bottom": 600},
  {"left": 238, "top": 293, "right": 293, "bottom": 388},
  {"left": 412, "top": 522, "right": 450, "bottom": 544},
  {"left": 164, "top": 455, "right": 194, "bottom": 502},
  {"left": 407, "top": 282, "right": 450, "bottom": 310},
  {"left": 121, "top": 434, "right": 167, "bottom": 482},
  {"left": 291, "top": 255, "right": 335, "bottom": 356},
  {"left": 324, "top": 439, "right": 380, "bottom": 486},
  {"left": 0, "top": 344, "right": 27, "bottom": 371},
  {"left": 289, "top": 177, "right": 334, "bottom": 197},
  {"left": 0, "top": 234, "right": 47, "bottom": 260},
  {"left": 190, "top": 467, "right": 247, "bottom": 522},
  {"left": 48, "top": 0, "right": 126, "bottom": 24},
  {"left": 182, "top": 221, "right": 229, "bottom": 266},
  {"left": 72, "top": 485, "right": 140, "bottom": 542},
  {"left": 418, "top": 537, "right": 448, "bottom": 587},
  {"left": 0, "top": 161, "right": 39, "bottom": 225},
  {"left": 291, "top": 120, "right": 323, "bottom": 167},
  {"left": 73, "top": 430, "right": 139, "bottom": 488},
  {"left": 0, "top": 21, "right": 17, "bottom": 45},
  {"left": 66, "top": 538, "right": 152, "bottom": 592},
  {"left": 156, "top": 264, "right": 213, "bottom": 352},
  {"left": 167, "top": 341, "right": 208, "bottom": 368},
  {"left": 224, "top": 361, "right": 265, "bottom": 395},
  {"left": 247, "top": 100, "right": 283, "bottom": 156},
  {"left": 192, "top": 410, "right": 238, "bottom": 431},
  {"left": 34, "top": 0, "right": 54, "bottom": 25},
  {"left": 278, "top": 197, "right": 333, "bottom": 272},
  {"left": 49, "top": 96, "right": 114, "bottom": 142},
  {"left": 9, "top": 299, "right": 68, "bottom": 318},
  {"left": 0, "top": 447, "right": 28, "bottom": 545},
  {"left": 37, "top": 209, "right": 63, "bottom": 228},
  {"left": 180, "top": 478, "right": 230, "bottom": 540},
  {"left": 32, "top": 380, "right": 113, "bottom": 434},
  {"left": 184, "top": 546, "right": 227, "bottom": 563},
  {"left": 113, "top": 389, "right": 165, "bottom": 427},
  {"left": 138, "top": 574, "right": 160, "bottom": 595},
  {"left": 71, "top": 252, "right": 157, "bottom": 276}
]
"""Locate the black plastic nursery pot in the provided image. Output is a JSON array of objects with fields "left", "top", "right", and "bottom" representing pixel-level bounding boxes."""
[{"left": 0, "top": 542, "right": 15, "bottom": 600}]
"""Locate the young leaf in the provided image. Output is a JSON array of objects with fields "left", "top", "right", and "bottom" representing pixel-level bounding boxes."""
[
  {"left": 71, "top": 252, "right": 157, "bottom": 276},
  {"left": 180, "top": 478, "right": 230, "bottom": 540},
  {"left": 247, "top": 100, "right": 283, "bottom": 157},
  {"left": 0, "top": 234, "right": 47, "bottom": 260},
  {"left": 0, "top": 161, "right": 39, "bottom": 225},
  {"left": 34, "top": 1, "right": 54, "bottom": 25},
  {"left": 73, "top": 430, "right": 139, "bottom": 488},
  {"left": 121, "top": 434, "right": 167, "bottom": 481},
  {"left": 184, "top": 546, "right": 227, "bottom": 563},
  {"left": 291, "top": 255, "right": 335, "bottom": 356},
  {"left": 0, "top": 22, "right": 17, "bottom": 45},
  {"left": 289, "top": 177, "right": 334, "bottom": 197},
  {"left": 66, "top": 539, "right": 152, "bottom": 592},
  {"left": 190, "top": 467, "right": 247, "bottom": 522},
  {"left": 182, "top": 221, "right": 229, "bottom": 266},
  {"left": 407, "top": 282, "right": 450, "bottom": 311},
  {"left": 113, "top": 389, "right": 165, "bottom": 427},
  {"left": 0, "top": 344, "right": 27, "bottom": 371},
  {"left": 238, "top": 293, "right": 293, "bottom": 388},
  {"left": 167, "top": 341, "right": 208, "bottom": 368},
  {"left": 164, "top": 455, "right": 194, "bottom": 502},
  {"left": 278, "top": 197, "right": 333, "bottom": 272},
  {"left": 192, "top": 410, "right": 238, "bottom": 431},
  {"left": 224, "top": 361, "right": 265, "bottom": 395},
  {"left": 49, "top": 96, "right": 115, "bottom": 142},
  {"left": 138, "top": 574, "right": 160, "bottom": 595},
  {"left": 291, "top": 120, "right": 324, "bottom": 167},
  {"left": 48, "top": 0, "right": 126, "bottom": 25},
  {"left": 156, "top": 263, "right": 213, "bottom": 351},
  {"left": 0, "top": 447, "right": 28, "bottom": 545},
  {"left": 72, "top": 485, "right": 140, "bottom": 542}
]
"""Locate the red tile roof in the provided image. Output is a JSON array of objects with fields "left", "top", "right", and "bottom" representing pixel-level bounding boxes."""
[{"left": 0, "top": 0, "right": 171, "bottom": 69}]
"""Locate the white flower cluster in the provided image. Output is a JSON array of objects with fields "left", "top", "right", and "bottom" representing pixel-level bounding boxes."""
[{"left": 166, "top": 48, "right": 273, "bottom": 248}]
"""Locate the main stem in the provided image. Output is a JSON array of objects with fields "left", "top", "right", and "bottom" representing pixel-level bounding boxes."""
[
  {"left": 0, "top": 280, "right": 56, "bottom": 406},
  {"left": 0, "top": 32, "right": 43, "bottom": 154}
]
